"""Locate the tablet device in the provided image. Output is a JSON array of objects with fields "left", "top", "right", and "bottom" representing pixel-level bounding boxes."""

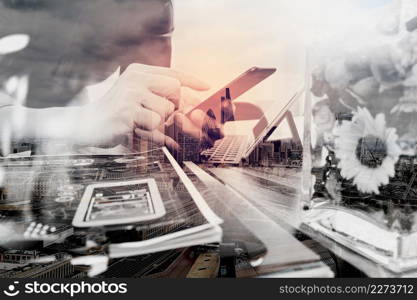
[
  {"left": 72, "top": 179, "right": 166, "bottom": 227},
  {"left": 185, "top": 67, "right": 276, "bottom": 122}
]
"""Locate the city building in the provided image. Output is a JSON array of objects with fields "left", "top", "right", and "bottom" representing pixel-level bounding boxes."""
[
  {"left": 0, "top": 254, "right": 75, "bottom": 278},
  {"left": 1, "top": 250, "right": 40, "bottom": 264}
]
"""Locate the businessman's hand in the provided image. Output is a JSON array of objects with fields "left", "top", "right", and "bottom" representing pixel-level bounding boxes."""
[
  {"left": 79, "top": 63, "right": 209, "bottom": 146},
  {"left": 167, "top": 88, "right": 226, "bottom": 149}
]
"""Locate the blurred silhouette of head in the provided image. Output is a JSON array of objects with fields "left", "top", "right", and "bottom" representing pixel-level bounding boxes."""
[{"left": 0, "top": 0, "right": 173, "bottom": 107}]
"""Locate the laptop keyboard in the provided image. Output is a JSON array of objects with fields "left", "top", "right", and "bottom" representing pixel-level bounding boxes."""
[{"left": 202, "top": 135, "right": 248, "bottom": 164}]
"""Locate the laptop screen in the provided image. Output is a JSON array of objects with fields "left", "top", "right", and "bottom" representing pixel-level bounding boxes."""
[
  {"left": 244, "top": 89, "right": 304, "bottom": 157},
  {"left": 252, "top": 115, "right": 269, "bottom": 140}
]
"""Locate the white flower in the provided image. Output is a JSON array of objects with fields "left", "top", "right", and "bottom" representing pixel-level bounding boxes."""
[
  {"left": 333, "top": 108, "right": 401, "bottom": 194},
  {"left": 391, "top": 86, "right": 417, "bottom": 113},
  {"left": 324, "top": 57, "right": 353, "bottom": 90},
  {"left": 391, "top": 66, "right": 417, "bottom": 114}
]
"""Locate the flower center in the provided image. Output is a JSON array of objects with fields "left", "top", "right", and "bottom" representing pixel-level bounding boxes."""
[{"left": 355, "top": 135, "right": 388, "bottom": 168}]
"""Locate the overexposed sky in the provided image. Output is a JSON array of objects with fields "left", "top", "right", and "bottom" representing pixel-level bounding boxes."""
[
  {"left": 171, "top": 0, "right": 394, "bottom": 136},
  {"left": 172, "top": 0, "right": 393, "bottom": 117}
]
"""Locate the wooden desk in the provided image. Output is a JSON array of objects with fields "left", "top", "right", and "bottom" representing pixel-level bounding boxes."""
[{"left": 184, "top": 162, "right": 333, "bottom": 278}]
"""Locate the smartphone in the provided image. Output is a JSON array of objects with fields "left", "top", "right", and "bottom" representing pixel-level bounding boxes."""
[{"left": 185, "top": 67, "right": 276, "bottom": 122}]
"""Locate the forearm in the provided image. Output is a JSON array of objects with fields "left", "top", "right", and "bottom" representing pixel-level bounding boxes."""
[{"left": 1, "top": 105, "right": 86, "bottom": 144}]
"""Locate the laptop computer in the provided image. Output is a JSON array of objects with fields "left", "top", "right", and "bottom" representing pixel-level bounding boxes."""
[{"left": 201, "top": 89, "right": 303, "bottom": 164}]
